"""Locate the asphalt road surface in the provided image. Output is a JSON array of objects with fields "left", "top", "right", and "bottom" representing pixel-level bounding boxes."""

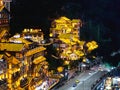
[{"left": 57, "top": 70, "right": 107, "bottom": 90}]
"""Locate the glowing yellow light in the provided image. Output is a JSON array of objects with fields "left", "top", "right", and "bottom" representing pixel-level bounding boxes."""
[
  {"left": 93, "top": 56, "right": 96, "bottom": 58},
  {"left": 57, "top": 66, "right": 64, "bottom": 73},
  {"left": 49, "top": 33, "right": 53, "bottom": 37},
  {"left": 23, "top": 29, "right": 27, "bottom": 32},
  {"left": 64, "top": 60, "right": 70, "bottom": 65},
  {"left": 30, "top": 29, "right": 32, "bottom": 32},
  {"left": 82, "top": 58, "right": 86, "bottom": 62},
  {"left": 0, "top": 0, "right": 3, "bottom": 6},
  {"left": 44, "top": 65, "right": 48, "bottom": 69}
]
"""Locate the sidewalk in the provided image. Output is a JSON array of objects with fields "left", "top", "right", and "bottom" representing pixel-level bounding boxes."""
[
  {"left": 68, "top": 67, "right": 88, "bottom": 80},
  {"left": 57, "top": 65, "right": 102, "bottom": 90},
  {"left": 35, "top": 78, "right": 59, "bottom": 90},
  {"left": 68, "top": 68, "right": 77, "bottom": 80}
]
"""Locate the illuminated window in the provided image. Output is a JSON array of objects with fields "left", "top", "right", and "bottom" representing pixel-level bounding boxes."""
[{"left": 0, "top": 0, "right": 3, "bottom": 6}]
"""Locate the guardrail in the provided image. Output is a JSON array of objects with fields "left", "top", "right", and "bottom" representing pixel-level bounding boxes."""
[
  {"left": 48, "top": 79, "right": 59, "bottom": 90},
  {"left": 91, "top": 78, "right": 105, "bottom": 90},
  {"left": 91, "top": 73, "right": 108, "bottom": 90}
]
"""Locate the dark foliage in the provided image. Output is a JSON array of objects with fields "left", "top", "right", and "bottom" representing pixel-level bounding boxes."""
[{"left": 11, "top": 0, "right": 120, "bottom": 66}]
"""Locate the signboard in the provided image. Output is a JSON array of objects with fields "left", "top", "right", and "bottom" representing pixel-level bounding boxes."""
[{"left": 3, "top": 0, "right": 12, "bottom": 2}]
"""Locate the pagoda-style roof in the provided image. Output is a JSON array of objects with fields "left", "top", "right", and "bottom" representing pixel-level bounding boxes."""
[
  {"left": 59, "top": 16, "right": 71, "bottom": 21},
  {"left": 3, "top": 53, "right": 20, "bottom": 64},
  {"left": 25, "top": 46, "right": 46, "bottom": 56},
  {"left": 0, "top": 43, "right": 25, "bottom": 52},
  {"left": 33, "top": 56, "right": 46, "bottom": 64},
  {"left": 54, "top": 16, "right": 71, "bottom": 24},
  {"left": 7, "top": 56, "right": 20, "bottom": 65}
]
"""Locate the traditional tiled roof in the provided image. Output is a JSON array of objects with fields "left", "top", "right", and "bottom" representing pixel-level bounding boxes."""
[
  {"left": 33, "top": 56, "right": 46, "bottom": 64},
  {"left": 3, "top": 53, "right": 20, "bottom": 64},
  {"left": 7, "top": 56, "right": 20, "bottom": 65},
  {"left": 0, "top": 43, "right": 25, "bottom": 52},
  {"left": 25, "top": 46, "right": 46, "bottom": 56}
]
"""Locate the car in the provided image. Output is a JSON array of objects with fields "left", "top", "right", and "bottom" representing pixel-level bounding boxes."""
[
  {"left": 98, "top": 67, "right": 103, "bottom": 71},
  {"left": 75, "top": 80, "right": 80, "bottom": 83},
  {"left": 72, "top": 83, "right": 77, "bottom": 87},
  {"left": 89, "top": 70, "right": 94, "bottom": 75}
]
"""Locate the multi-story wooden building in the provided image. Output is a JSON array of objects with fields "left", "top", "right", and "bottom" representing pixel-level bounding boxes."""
[
  {"left": 22, "top": 28, "right": 44, "bottom": 44},
  {"left": 50, "top": 16, "right": 84, "bottom": 61},
  {"left": 0, "top": 36, "right": 48, "bottom": 90},
  {"left": 0, "top": 0, "right": 10, "bottom": 42},
  {"left": 50, "top": 16, "right": 82, "bottom": 39}
]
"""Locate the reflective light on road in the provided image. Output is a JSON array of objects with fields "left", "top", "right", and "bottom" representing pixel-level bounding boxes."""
[
  {"left": 117, "top": 77, "right": 120, "bottom": 81},
  {"left": 105, "top": 86, "right": 112, "bottom": 89}
]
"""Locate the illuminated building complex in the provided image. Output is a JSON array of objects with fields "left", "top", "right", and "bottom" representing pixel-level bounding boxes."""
[
  {"left": 49, "top": 16, "right": 98, "bottom": 71},
  {"left": 50, "top": 16, "right": 82, "bottom": 40},
  {"left": 50, "top": 16, "right": 85, "bottom": 61},
  {"left": 0, "top": 0, "right": 10, "bottom": 42},
  {"left": 0, "top": 29, "right": 49, "bottom": 89},
  {"left": 22, "top": 28, "right": 44, "bottom": 44}
]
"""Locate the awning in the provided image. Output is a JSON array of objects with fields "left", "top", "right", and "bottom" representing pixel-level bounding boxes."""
[{"left": 33, "top": 56, "right": 46, "bottom": 64}]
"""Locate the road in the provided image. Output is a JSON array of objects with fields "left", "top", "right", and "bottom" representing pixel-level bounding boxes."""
[{"left": 57, "top": 70, "right": 107, "bottom": 90}]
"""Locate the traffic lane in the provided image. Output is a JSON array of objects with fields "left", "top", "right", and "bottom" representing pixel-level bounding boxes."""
[
  {"left": 57, "top": 70, "right": 97, "bottom": 90},
  {"left": 75, "top": 71, "right": 106, "bottom": 90}
]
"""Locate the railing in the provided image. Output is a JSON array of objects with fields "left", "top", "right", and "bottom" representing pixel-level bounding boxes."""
[
  {"left": 91, "top": 79, "right": 104, "bottom": 90},
  {"left": 48, "top": 79, "right": 60, "bottom": 90},
  {"left": 91, "top": 74, "right": 107, "bottom": 90}
]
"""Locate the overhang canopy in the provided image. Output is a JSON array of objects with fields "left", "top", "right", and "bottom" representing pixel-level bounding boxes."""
[
  {"left": 33, "top": 56, "right": 46, "bottom": 64},
  {"left": 0, "top": 43, "right": 25, "bottom": 52},
  {"left": 25, "top": 47, "right": 46, "bottom": 56}
]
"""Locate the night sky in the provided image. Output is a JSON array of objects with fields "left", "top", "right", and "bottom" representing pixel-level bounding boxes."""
[{"left": 10, "top": 0, "right": 120, "bottom": 65}]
